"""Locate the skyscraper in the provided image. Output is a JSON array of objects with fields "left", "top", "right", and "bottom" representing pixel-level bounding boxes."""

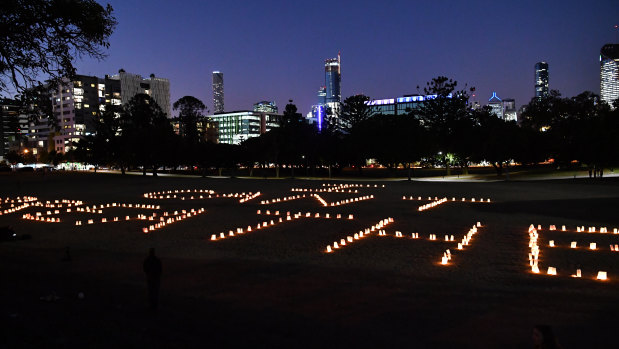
[
  {"left": 325, "top": 53, "right": 341, "bottom": 104},
  {"left": 600, "top": 44, "right": 619, "bottom": 107},
  {"left": 317, "top": 86, "right": 327, "bottom": 105},
  {"left": 212, "top": 71, "right": 224, "bottom": 113},
  {"left": 502, "top": 98, "right": 517, "bottom": 122},
  {"left": 488, "top": 92, "right": 503, "bottom": 119},
  {"left": 535, "top": 62, "right": 549, "bottom": 99}
]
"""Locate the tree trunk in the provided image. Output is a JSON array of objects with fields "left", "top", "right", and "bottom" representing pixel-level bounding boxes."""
[
  {"left": 462, "top": 165, "right": 469, "bottom": 175},
  {"left": 328, "top": 165, "right": 332, "bottom": 179},
  {"left": 492, "top": 162, "right": 503, "bottom": 176},
  {"left": 291, "top": 166, "right": 295, "bottom": 178},
  {"left": 407, "top": 164, "right": 412, "bottom": 181},
  {"left": 218, "top": 167, "right": 223, "bottom": 176},
  {"left": 446, "top": 163, "right": 451, "bottom": 176},
  {"left": 142, "top": 167, "right": 147, "bottom": 176},
  {"left": 121, "top": 166, "right": 126, "bottom": 175},
  {"left": 249, "top": 167, "right": 253, "bottom": 177},
  {"left": 152, "top": 166, "right": 158, "bottom": 177},
  {"left": 504, "top": 162, "right": 509, "bottom": 181},
  {"left": 276, "top": 165, "right": 280, "bottom": 178}
]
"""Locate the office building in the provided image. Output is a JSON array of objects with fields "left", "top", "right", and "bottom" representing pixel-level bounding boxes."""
[
  {"left": 213, "top": 71, "right": 224, "bottom": 113},
  {"left": 210, "top": 110, "right": 281, "bottom": 145},
  {"left": 488, "top": 92, "right": 503, "bottom": 119},
  {"left": 107, "top": 70, "right": 170, "bottom": 117},
  {"left": 0, "top": 99, "right": 29, "bottom": 160},
  {"left": 28, "top": 70, "right": 170, "bottom": 154},
  {"left": 600, "top": 44, "right": 619, "bottom": 107},
  {"left": 364, "top": 93, "right": 451, "bottom": 116},
  {"left": 502, "top": 98, "right": 517, "bottom": 122},
  {"left": 325, "top": 53, "right": 341, "bottom": 104},
  {"left": 317, "top": 86, "right": 327, "bottom": 105},
  {"left": 535, "top": 62, "right": 549, "bottom": 99},
  {"left": 253, "top": 101, "right": 278, "bottom": 113}
]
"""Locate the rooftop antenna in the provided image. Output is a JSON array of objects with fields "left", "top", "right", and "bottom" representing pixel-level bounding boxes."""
[{"left": 615, "top": 24, "right": 619, "bottom": 43}]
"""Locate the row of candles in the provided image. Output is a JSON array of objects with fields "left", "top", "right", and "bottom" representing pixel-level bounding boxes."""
[
  {"left": 22, "top": 213, "right": 60, "bottom": 222},
  {"left": 547, "top": 240, "right": 619, "bottom": 251},
  {"left": 142, "top": 208, "right": 205, "bottom": 233},
  {"left": 0, "top": 196, "right": 38, "bottom": 204},
  {"left": 210, "top": 210, "right": 324, "bottom": 241},
  {"left": 260, "top": 194, "right": 306, "bottom": 205},
  {"left": 257, "top": 209, "right": 353, "bottom": 220},
  {"left": 143, "top": 189, "right": 260, "bottom": 202},
  {"left": 1, "top": 202, "right": 32, "bottom": 215},
  {"left": 73, "top": 209, "right": 198, "bottom": 226},
  {"left": 40, "top": 199, "right": 83, "bottom": 208},
  {"left": 418, "top": 198, "right": 448, "bottom": 211},
  {"left": 143, "top": 189, "right": 215, "bottom": 198},
  {"left": 322, "top": 183, "right": 385, "bottom": 188},
  {"left": 403, "top": 196, "right": 491, "bottom": 203},
  {"left": 528, "top": 225, "right": 609, "bottom": 281},
  {"left": 291, "top": 188, "right": 358, "bottom": 193},
  {"left": 537, "top": 224, "right": 618, "bottom": 234},
  {"left": 325, "top": 218, "right": 394, "bottom": 252},
  {"left": 441, "top": 223, "right": 481, "bottom": 265},
  {"left": 312, "top": 194, "right": 374, "bottom": 207},
  {"left": 29, "top": 203, "right": 162, "bottom": 217}
]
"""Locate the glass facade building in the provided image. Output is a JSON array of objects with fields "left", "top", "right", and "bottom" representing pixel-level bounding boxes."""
[
  {"left": 600, "top": 44, "right": 619, "bottom": 107},
  {"left": 364, "top": 94, "right": 450, "bottom": 116},
  {"left": 325, "top": 53, "right": 341, "bottom": 104},
  {"left": 210, "top": 111, "right": 281, "bottom": 145},
  {"left": 502, "top": 98, "right": 517, "bottom": 122},
  {"left": 488, "top": 92, "right": 503, "bottom": 119},
  {"left": 535, "top": 62, "right": 549, "bottom": 99},
  {"left": 212, "top": 71, "right": 224, "bottom": 113}
]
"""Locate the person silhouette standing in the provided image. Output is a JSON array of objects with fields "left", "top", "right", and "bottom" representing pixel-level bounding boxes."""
[{"left": 143, "top": 248, "right": 162, "bottom": 310}]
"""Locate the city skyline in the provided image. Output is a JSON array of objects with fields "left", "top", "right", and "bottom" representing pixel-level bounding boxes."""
[{"left": 73, "top": 1, "right": 619, "bottom": 115}]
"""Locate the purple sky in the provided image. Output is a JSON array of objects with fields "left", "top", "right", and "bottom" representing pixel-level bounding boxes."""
[{"left": 75, "top": 0, "right": 619, "bottom": 116}]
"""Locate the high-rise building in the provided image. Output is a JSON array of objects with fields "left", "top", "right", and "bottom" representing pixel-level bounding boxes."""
[
  {"left": 0, "top": 98, "right": 29, "bottom": 160},
  {"left": 535, "top": 62, "right": 549, "bottom": 99},
  {"left": 502, "top": 98, "right": 517, "bottom": 122},
  {"left": 107, "top": 70, "right": 170, "bottom": 117},
  {"left": 213, "top": 71, "right": 224, "bottom": 113},
  {"left": 325, "top": 53, "right": 341, "bottom": 104},
  {"left": 488, "top": 92, "right": 503, "bottom": 119},
  {"left": 317, "top": 86, "right": 327, "bottom": 105},
  {"left": 27, "top": 70, "right": 170, "bottom": 154},
  {"left": 253, "top": 101, "right": 278, "bottom": 113},
  {"left": 600, "top": 44, "right": 619, "bottom": 107}
]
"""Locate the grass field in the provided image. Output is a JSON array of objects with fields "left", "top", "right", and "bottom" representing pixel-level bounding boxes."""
[{"left": 1, "top": 172, "right": 618, "bottom": 348}]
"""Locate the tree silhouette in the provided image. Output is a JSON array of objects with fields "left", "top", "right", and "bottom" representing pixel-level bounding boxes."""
[
  {"left": 0, "top": 0, "right": 116, "bottom": 96},
  {"left": 119, "top": 94, "right": 175, "bottom": 176},
  {"left": 173, "top": 96, "right": 206, "bottom": 144},
  {"left": 340, "top": 94, "right": 374, "bottom": 133},
  {"left": 416, "top": 76, "right": 474, "bottom": 174}
]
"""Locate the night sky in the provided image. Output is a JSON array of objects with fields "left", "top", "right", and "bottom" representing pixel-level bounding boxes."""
[{"left": 75, "top": 0, "right": 619, "bottom": 116}]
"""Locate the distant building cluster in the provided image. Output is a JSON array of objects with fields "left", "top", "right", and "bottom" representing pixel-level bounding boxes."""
[
  {"left": 2, "top": 40, "right": 618, "bottom": 163},
  {"left": 307, "top": 53, "right": 342, "bottom": 131}
]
